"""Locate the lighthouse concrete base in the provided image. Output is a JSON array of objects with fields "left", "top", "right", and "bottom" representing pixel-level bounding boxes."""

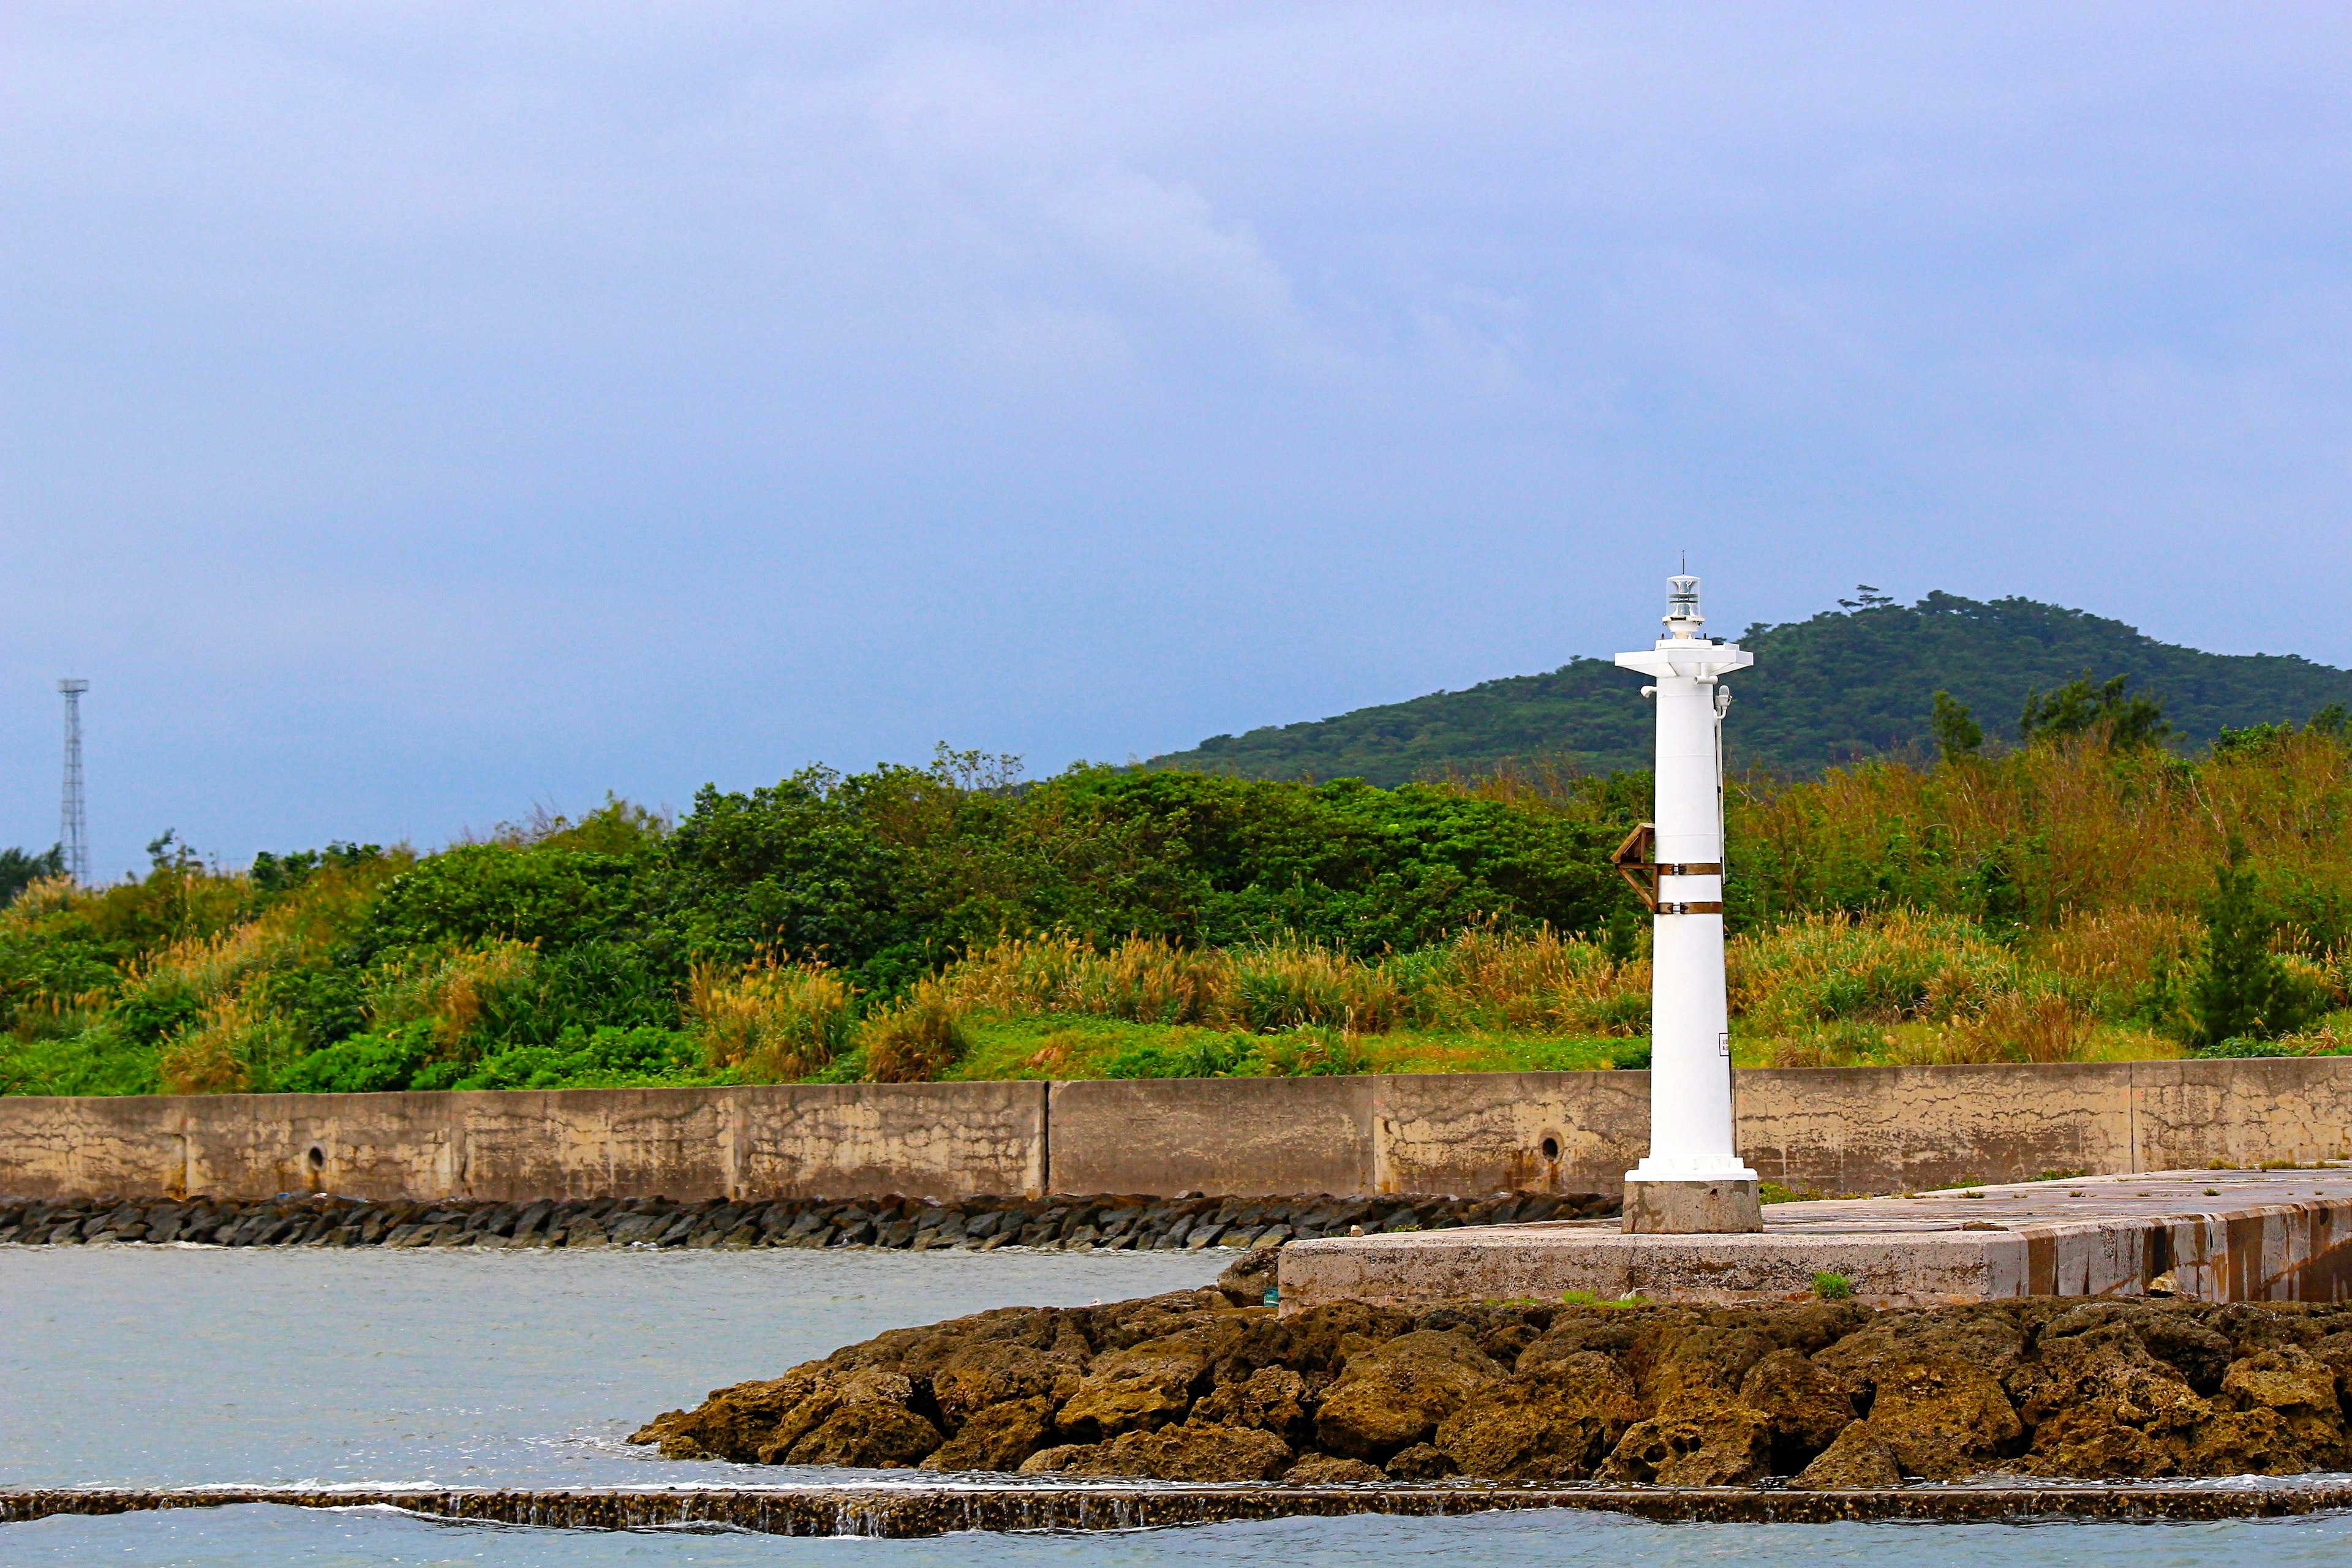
[
  {"left": 1276, "top": 1168, "right": 2352, "bottom": 1313},
  {"left": 1622, "top": 1177, "right": 1763, "bottom": 1234}
]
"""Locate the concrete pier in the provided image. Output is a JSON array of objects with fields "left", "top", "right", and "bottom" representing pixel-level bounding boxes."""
[{"left": 1280, "top": 1167, "right": 2352, "bottom": 1311}]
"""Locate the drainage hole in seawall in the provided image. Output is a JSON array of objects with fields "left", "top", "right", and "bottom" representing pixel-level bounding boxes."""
[{"left": 1542, "top": 1137, "right": 1561, "bottom": 1161}]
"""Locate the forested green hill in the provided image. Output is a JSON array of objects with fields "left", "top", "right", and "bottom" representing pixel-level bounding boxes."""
[{"left": 1148, "top": 592, "right": 2352, "bottom": 781}]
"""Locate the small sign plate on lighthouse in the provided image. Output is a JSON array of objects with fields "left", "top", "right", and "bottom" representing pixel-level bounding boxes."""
[{"left": 1613, "top": 573, "right": 1763, "bottom": 1234}]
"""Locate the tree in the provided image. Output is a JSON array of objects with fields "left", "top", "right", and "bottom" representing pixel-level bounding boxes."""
[
  {"left": 1930, "top": 691, "right": 1983, "bottom": 760},
  {"left": 2019, "top": 673, "right": 2171, "bottom": 750},
  {"left": 0, "top": 845, "right": 64, "bottom": 907},
  {"left": 2189, "top": 837, "right": 2315, "bottom": 1047}
]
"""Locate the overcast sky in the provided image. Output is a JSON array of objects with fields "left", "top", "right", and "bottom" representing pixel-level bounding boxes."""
[{"left": 5, "top": 4, "right": 2349, "bottom": 876}]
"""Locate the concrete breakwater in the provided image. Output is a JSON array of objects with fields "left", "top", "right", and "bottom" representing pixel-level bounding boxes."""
[
  {"left": 6, "top": 1057, "right": 2350, "bottom": 1205},
  {"left": 0, "top": 1188, "right": 1618, "bottom": 1253},
  {"left": 9, "top": 1481, "right": 2352, "bottom": 1532}
]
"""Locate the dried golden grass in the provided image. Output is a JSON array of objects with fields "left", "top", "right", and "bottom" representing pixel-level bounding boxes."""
[
  {"left": 2024, "top": 907, "right": 2199, "bottom": 1014},
  {"left": 859, "top": 978, "right": 974, "bottom": 1082},
  {"left": 1411, "top": 926, "right": 1649, "bottom": 1035},
  {"left": 157, "top": 993, "right": 287, "bottom": 1093},
  {"left": 942, "top": 933, "right": 1405, "bottom": 1033},
  {"left": 1728, "top": 910, "right": 2021, "bottom": 1035},
  {"left": 944, "top": 935, "right": 1226, "bottom": 1024},
  {"left": 2278, "top": 951, "right": 2352, "bottom": 1012},
  {"left": 691, "top": 958, "right": 854, "bottom": 1081},
  {"left": 0, "top": 874, "right": 86, "bottom": 933},
  {"left": 365, "top": 940, "right": 540, "bottom": 1049},
  {"left": 1733, "top": 730, "right": 2352, "bottom": 924},
  {"left": 1227, "top": 942, "right": 1405, "bottom": 1033},
  {"left": 1924, "top": 992, "right": 2099, "bottom": 1065}
]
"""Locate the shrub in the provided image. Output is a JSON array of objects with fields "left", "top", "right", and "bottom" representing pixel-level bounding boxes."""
[
  {"left": 1730, "top": 910, "right": 2018, "bottom": 1034},
  {"left": 945, "top": 935, "right": 1227, "bottom": 1025},
  {"left": 1412, "top": 925, "right": 1648, "bottom": 1035},
  {"left": 1227, "top": 940, "right": 1404, "bottom": 1033},
  {"left": 158, "top": 993, "right": 295, "bottom": 1093},
  {"left": 454, "top": 1025, "right": 706, "bottom": 1089},
  {"left": 1812, "top": 1272, "right": 1854, "bottom": 1300},
  {"left": 1931, "top": 992, "right": 2097, "bottom": 1065},
  {"left": 1104, "top": 1032, "right": 1249, "bottom": 1079},
  {"left": 364, "top": 940, "right": 543, "bottom": 1054},
  {"left": 2190, "top": 1036, "right": 2302, "bottom": 1059},
  {"left": 275, "top": 1019, "right": 439, "bottom": 1093},
  {"left": 691, "top": 958, "right": 854, "bottom": 1080},
  {"left": 2192, "top": 841, "right": 2322, "bottom": 1047},
  {"left": 860, "top": 980, "right": 973, "bottom": 1082}
]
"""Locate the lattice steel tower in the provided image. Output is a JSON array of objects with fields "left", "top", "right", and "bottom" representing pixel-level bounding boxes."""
[{"left": 58, "top": 679, "right": 89, "bottom": 883}]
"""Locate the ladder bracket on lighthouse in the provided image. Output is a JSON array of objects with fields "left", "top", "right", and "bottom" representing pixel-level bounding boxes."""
[{"left": 1611, "top": 822, "right": 1724, "bottom": 914}]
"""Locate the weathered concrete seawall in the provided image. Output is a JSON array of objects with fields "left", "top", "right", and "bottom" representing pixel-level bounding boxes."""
[{"left": 2, "top": 1059, "right": 2348, "bottom": 1204}]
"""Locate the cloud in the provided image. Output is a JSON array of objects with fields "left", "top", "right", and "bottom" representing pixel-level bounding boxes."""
[{"left": 2, "top": 2, "right": 2350, "bottom": 870}]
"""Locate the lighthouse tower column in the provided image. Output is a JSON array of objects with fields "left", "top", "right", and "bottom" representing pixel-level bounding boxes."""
[{"left": 1613, "top": 574, "right": 1763, "bottom": 1234}]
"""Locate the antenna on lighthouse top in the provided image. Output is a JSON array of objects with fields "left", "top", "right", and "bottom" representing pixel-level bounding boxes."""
[{"left": 1662, "top": 573, "right": 1704, "bottom": 639}]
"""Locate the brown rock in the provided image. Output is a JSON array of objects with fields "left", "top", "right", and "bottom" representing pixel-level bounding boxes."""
[
  {"left": 919, "top": 1397, "right": 1055, "bottom": 1472},
  {"left": 2223, "top": 1346, "right": 2343, "bottom": 1423},
  {"left": 1435, "top": 1351, "right": 1642, "bottom": 1481},
  {"left": 1478, "top": 1321, "right": 1543, "bottom": 1365},
  {"left": 1082, "top": 1289, "right": 1237, "bottom": 1353},
  {"left": 2307, "top": 1330, "right": 2352, "bottom": 1403},
  {"left": 1216, "top": 1246, "right": 1281, "bottom": 1307},
  {"left": 1790, "top": 1420, "right": 1902, "bottom": 1489},
  {"left": 2037, "top": 1302, "right": 2233, "bottom": 1393},
  {"left": 2215, "top": 1348, "right": 2350, "bottom": 1469},
  {"left": 2007, "top": 1324, "right": 2208, "bottom": 1479},
  {"left": 1646, "top": 1324, "right": 1778, "bottom": 1409},
  {"left": 2019, "top": 1406, "right": 2181, "bottom": 1480},
  {"left": 1813, "top": 1308, "right": 2023, "bottom": 1392},
  {"left": 1384, "top": 1442, "right": 1457, "bottom": 1480},
  {"left": 1017, "top": 1443, "right": 1093, "bottom": 1474},
  {"left": 1515, "top": 1308, "right": 1662, "bottom": 1377},
  {"left": 780, "top": 1402, "right": 943, "bottom": 1468},
  {"left": 1283, "top": 1452, "right": 1387, "bottom": 1484},
  {"left": 1738, "top": 1348, "right": 1856, "bottom": 1474},
  {"left": 1192, "top": 1366, "right": 1313, "bottom": 1447},
  {"left": 1743, "top": 1300, "right": 1875, "bottom": 1357},
  {"left": 1314, "top": 1330, "right": 1504, "bottom": 1460},
  {"left": 1061, "top": 1422, "right": 1292, "bottom": 1481},
  {"left": 627, "top": 1363, "right": 846, "bottom": 1464},
  {"left": 1055, "top": 1335, "right": 1215, "bottom": 1441},
  {"left": 1275, "top": 1301, "right": 1415, "bottom": 1376},
  {"left": 2183, "top": 1406, "right": 2316, "bottom": 1476},
  {"left": 930, "top": 1341, "right": 1082, "bottom": 1434},
  {"left": 1860, "top": 1358, "right": 2022, "bottom": 1480},
  {"left": 1599, "top": 1404, "right": 1772, "bottom": 1486}
]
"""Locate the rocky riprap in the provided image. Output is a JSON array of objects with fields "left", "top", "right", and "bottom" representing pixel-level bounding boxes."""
[
  {"left": 0, "top": 1189, "right": 1614, "bottom": 1252},
  {"left": 633, "top": 1256, "right": 2352, "bottom": 1486}
]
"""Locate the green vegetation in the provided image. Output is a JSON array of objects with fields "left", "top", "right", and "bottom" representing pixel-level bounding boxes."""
[
  {"left": 0, "top": 763, "right": 1635, "bottom": 1096},
  {"left": 0, "top": 846, "right": 62, "bottom": 909},
  {"left": 7, "top": 620, "right": 2352, "bottom": 1096},
  {"left": 1149, "top": 592, "right": 2352, "bottom": 782}
]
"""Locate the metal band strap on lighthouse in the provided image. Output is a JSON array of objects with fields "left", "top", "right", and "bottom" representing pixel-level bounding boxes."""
[{"left": 1611, "top": 571, "right": 1764, "bottom": 1235}]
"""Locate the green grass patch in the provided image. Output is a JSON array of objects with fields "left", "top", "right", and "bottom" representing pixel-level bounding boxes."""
[{"left": 949, "top": 1016, "right": 1635, "bottom": 1082}]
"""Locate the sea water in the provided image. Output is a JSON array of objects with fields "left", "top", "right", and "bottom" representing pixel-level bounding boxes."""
[{"left": 5, "top": 1243, "right": 2347, "bottom": 1565}]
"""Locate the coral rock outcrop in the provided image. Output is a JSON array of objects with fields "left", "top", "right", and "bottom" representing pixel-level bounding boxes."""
[{"left": 630, "top": 1256, "right": 2352, "bottom": 1485}]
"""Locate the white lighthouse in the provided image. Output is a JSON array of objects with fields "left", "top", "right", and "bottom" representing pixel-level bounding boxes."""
[{"left": 1612, "top": 573, "right": 1762, "bottom": 1234}]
